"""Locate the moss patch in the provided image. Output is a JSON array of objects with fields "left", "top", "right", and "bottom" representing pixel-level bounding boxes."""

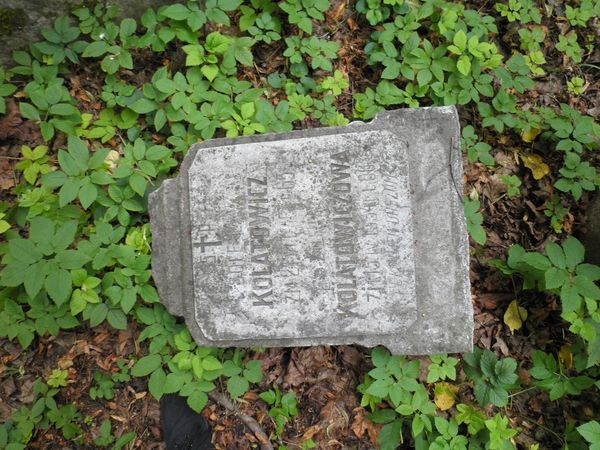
[{"left": 0, "top": 7, "right": 28, "bottom": 37}]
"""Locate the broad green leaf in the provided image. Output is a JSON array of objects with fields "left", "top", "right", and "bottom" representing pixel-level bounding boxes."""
[
  {"left": 49, "top": 103, "right": 79, "bottom": 116},
  {"left": 523, "top": 252, "right": 551, "bottom": 270},
  {"left": 456, "top": 55, "right": 471, "bottom": 76},
  {"left": 545, "top": 267, "right": 567, "bottom": 290},
  {"left": 68, "top": 136, "right": 90, "bottom": 170},
  {"left": 371, "top": 347, "right": 391, "bottom": 367},
  {"left": 24, "top": 260, "right": 46, "bottom": 299},
  {"left": 41, "top": 171, "right": 68, "bottom": 188},
  {"left": 79, "top": 181, "right": 98, "bottom": 209},
  {"left": 227, "top": 375, "right": 249, "bottom": 398},
  {"left": 29, "top": 217, "right": 56, "bottom": 244},
  {"left": 453, "top": 30, "right": 467, "bottom": 50},
  {"left": 19, "top": 102, "right": 40, "bottom": 121},
  {"left": 200, "top": 64, "right": 219, "bottom": 82},
  {"left": 9, "top": 238, "right": 41, "bottom": 264},
  {"left": 148, "top": 368, "right": 167, "bottom": 400},
  {"left": 546, "top": 242, "right": 566, "bottom": 268},
  {"left": 187, "top": 390, "right": 208, "bottom": 413},
  {"left": 577, "top": 421, "right": 600, "bottom": 447},
  {"left": 368, "top": 409, "right": 397, "bottom": 424},
  {"left": 59, "top": 178, "right": 81, "bottom": 207},
  {"left": 154, "top": 78, "right": 177, "bottom": 95},
  {"left": 202, "top": 356, "right": 222, "bottom": 371},
  {"left": 163, "top": 373, "right": 186, "bottom": 394},
  {"left": 563, "top": 237, "right": 585, "bottom": 270},
  {"left": 0, "top": 261, "right": 28, "bottom": 287},
  {"left": 129, "top": 98, "right": 158, "bottom": 114},
  {"left": 131, "top": 354, "right": 162, "bottom": 377},
  {"left": 161, "top": 3, "right": 189, "bottom": 20},
  {"left": 378, "top": 419, "right": 402, "bottom": 450},
  {"left": 45, "top": 266, "right": 72, "bottom": 305},
  {"left": 83, "top": 41, "right": 109, "bottom": 57}
]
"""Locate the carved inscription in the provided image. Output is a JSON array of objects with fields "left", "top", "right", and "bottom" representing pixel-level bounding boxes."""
[
  {"left": 188, "top": 131, "right": 417, "bottom": 340},
  {"left": 329, "top": 150, "right": 358, "bottom": 315},
  {"left": 247, "top": 176, "right": 273, "bottom": 306}
]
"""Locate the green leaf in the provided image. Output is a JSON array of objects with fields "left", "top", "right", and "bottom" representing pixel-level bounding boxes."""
[
  {"left": 49, "top": 103, "right": 79, "bottom": 116},
  {"left": 129, "top": 98, "right": 158, "bottom": 114},
  {"left": 42, "top": 171, "right": 68, "bottom": 188},
  {"left": 129, "top": 172, "right": 147, "bottom": 196},
  {"left": 162, "top": 373, "right": 185, "bottom": 394},
  {"left": 200, "top": 64, "right": 219, "bottom": 82},
  {"left": 577, "top": 421, "right": 600, "bottom": 446},
  {"left": 545, "top": 267, "right": 567, "bottom": 290},
  {"left": 154, "top": 78, "right": 177, "bottom": 95},
  {"left": 148, "top": 368, "right": 167, "bottom": 400},
  {"left": 145, "top": 145, "right": 170, "bottom": 160},
  {"left": 378, "top": 419, "right": 402, "bottom": 450},
  {"left": 187, "top": 390, "right": 208, "bottom": 413},
  {"left": 53, "top": 220, "right": 78, "bottom": 250},
  {"left": 0, "top": 261, "right": 28, "bottom": 287},
  {"left": 45, "top": 267, "right": 72, "bottom": 305},
  {"left": 371, "top": 347, "right": 391, "bottom": 367},
  {"left": 202, "top": 356, "right": 222, "bottom": 371},
  {"left": 79, "top": 182, "right": 98, "bottom": 209},
  {"left": 523, "top": 252, "right": 551, "bottom": 270},
  {"left": 563, "top": 237, "right": 585, "bottom": 270},
  {"left": 369, "top": 409, "right": 397, "bottom": 424},
  {"left": 9, "top": 238, "right": 41, "bottom": 264},
  {"left": 456, "top": 55, "right": 471, "bottom": 76},
  {"left": 59, "top": 178, "right": 82, "bottom": 207},
  {"left": 68, "top": 136, "right": 90, "bottom": 170},
  {"left": 546, "top": 242, "right": 566, "bottom": 269},
  {"left": 227, "top": 375, "right": 249, "bottom": 398},
  {"left": 55, "top": 250, "right": 90, "bottom": 270},
  {"left": 161, "top": 3, "right": 189, "bottom": 20},
  {"left": 24, "top": 260, "right": 46, "bottom": 299},
  {"left": 19, "top": 102, "right": 40, "bottom": 121},
  {"left": 131, "top": 354, "right": 162, "bottom": 377},
  {"left": 453, "top": 30, "right": 467, "bottom": 50}
]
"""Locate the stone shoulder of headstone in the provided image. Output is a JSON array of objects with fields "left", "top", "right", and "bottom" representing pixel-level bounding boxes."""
[{"left": 149, "top": 106, "right": 473, "bottom": 355}]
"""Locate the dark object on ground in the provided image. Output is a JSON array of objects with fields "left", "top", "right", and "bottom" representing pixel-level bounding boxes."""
[
  {"left": 160, "top": 394, "right": 214, "bottom": 450},
  {"left": 583, "top": 195, "right": 600, "bottom": 266}
]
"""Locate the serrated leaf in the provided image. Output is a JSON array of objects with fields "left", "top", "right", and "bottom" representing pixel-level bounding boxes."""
[
  {"left": 202, "top": 356, "right": 222, "bottom": 371},
  {"left": 45, "top": 267, "right": 72, "bottom": 305},
  {"left": 227, "top": 375, "right": 249, "bottom": 398}
]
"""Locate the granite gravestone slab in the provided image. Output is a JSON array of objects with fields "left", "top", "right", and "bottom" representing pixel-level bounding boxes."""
[{"left": 149, "top": 106, "right": 472, "bottom": 354}]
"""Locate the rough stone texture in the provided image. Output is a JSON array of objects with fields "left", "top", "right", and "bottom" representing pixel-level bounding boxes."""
[
  {"left": 0, "top": 0, "right": 174, "bottom": 68},
  {"left": 583, "top": 195, "right": 600, "bottom": 266},
  {"left": 149, "top": 107, "right": 473, "bottom": 355}
]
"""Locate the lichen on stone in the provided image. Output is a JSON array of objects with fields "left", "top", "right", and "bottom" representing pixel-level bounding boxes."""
[{"left": 0, "top": 7, "right": 28, "bottom": 37}]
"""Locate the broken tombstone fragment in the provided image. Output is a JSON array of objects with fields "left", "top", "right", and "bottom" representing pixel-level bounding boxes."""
[{"left": 148, "top": 106, "right": 473, "bottom": 354}]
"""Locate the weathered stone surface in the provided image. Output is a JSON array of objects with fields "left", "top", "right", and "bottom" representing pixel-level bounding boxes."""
[{"left": 149, "top": 107, "right": 473, "bottom": 354}]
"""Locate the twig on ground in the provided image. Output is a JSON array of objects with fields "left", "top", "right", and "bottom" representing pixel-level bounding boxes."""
[{"left": 208, "top": 391, "right": 274, "bottom": 450}]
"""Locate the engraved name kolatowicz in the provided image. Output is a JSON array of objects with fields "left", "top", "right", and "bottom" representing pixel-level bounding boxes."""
[{"left": 148, "top": 107, "right": 473, "bottom": 354}]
